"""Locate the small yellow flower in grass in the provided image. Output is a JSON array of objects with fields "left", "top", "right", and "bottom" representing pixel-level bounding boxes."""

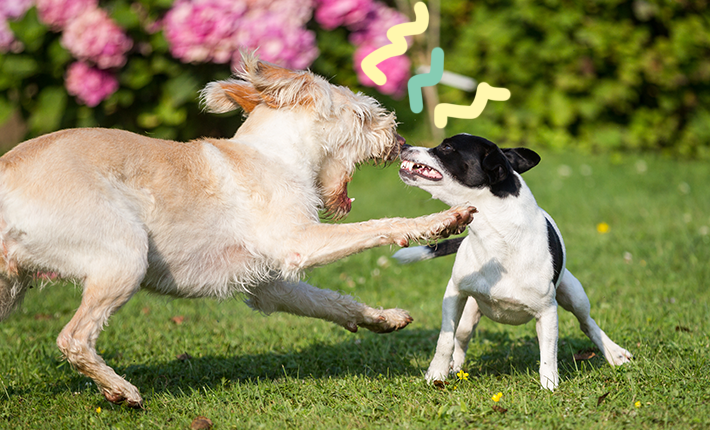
[
  {"left": 96, "top": 407, "right": 102, "bottom": 413},
  {"left": 634, "top": 401, "right": 641, "bottom": 408},
  {"left": 456, "top": 370, "right": 469, "bottom": 381},
  {"left": 597, "top": 222, "right": 610, "bottom": 234},
  {"left": 491, "top": 392, "right": 503, "bottom": 402}
]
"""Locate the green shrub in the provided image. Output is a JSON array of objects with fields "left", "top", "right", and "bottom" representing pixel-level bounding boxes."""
[
  {"left": 1, "top": 0, "right": 709, "bottom": 158},
  {"left": 439, "top": 0, "right": 710, "bottom": 157}
]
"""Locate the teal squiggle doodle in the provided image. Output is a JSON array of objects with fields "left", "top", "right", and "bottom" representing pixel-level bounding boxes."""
[{"left": 408, "top": 47, "right": 444, "bottom": 114}]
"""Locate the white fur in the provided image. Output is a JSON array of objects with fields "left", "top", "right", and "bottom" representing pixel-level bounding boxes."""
[
  {"left": 399, "top": 143, "right": 632, "bottom": 390},
  {"left": 0, "top": 54, "right": 475, "bottom": 407},
  {"left": 392, "top": 246, "right": 435, "bottom": 264}
]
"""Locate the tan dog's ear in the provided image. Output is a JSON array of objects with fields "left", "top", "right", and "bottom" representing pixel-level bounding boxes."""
[
  {"left": 237, "top": 53, "right": 319, "bottom": 109},
  {"left": 200, "top": 80, "right": 263, "bottom": 114}
]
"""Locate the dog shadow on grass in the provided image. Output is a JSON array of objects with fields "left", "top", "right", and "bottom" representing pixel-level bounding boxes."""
[
  {"left": 109, "top": 329, "right": 605, "bottom": 398},
  {"left": 22, "top": 328, "right": 608, "bottom": 400}
]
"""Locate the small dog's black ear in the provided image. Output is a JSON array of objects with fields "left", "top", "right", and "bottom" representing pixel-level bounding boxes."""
[
  {"left": 481, "top": 148, "right": 510, "bottom": 185},
  {"left": 502, "top": 148, "right": 540, "bottom": 174}
]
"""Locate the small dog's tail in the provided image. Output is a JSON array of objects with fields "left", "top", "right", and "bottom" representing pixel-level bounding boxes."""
[{"left": 392, "top": 236, "right": 465, "bottom": 264}]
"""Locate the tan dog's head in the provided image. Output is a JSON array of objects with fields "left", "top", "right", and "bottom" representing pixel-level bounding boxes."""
[{"left": 201, "top": 52, "right": 400, "bottom": 220}]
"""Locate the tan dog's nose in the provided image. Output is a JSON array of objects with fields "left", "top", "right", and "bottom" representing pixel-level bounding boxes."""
[{"left": 396, "top": 134, "right": 406, "bottom": 147}]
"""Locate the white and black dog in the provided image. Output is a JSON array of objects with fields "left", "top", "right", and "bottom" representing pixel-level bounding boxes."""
[{"left": 394, "top": 134, "right": 632, "bottom": 390}]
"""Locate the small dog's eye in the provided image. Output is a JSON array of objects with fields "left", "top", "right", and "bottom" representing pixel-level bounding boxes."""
[{"left": 440, "top": 143, "right": 454, "bottom": 154}]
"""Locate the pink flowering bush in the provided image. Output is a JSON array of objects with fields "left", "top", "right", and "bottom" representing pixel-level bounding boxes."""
[
  {"left": 232, "top": 10, "right": 318, "bottom": 70},
  {"left": 65, "top": 62, "right": 119, "bottom": 107},
  {"left": 1, "top": 0, "right": 414, "bottom": 142},
  {"left": 353, "top": 43, "right": 410, "bottom": 97},
  {"left": 0, "top": 0, "right": 34, "bottom": 20},
  {"left": 314, "top": 0, "right": 373, "bottom": 30},
  {"left": 61, "top": 7, "right": 133, "bottom": 69},
  {"left": 316, "top": 0, "right": 411, "bottom": 97},
  {"left": 0, "top": 0, "right": 33, "bottom": 52},
  {"left": 36, "top": 0, "right": 96, "bottom": 30},
  {"left": 163, "top": 0, "right": 245, "bottom": 64},
  {"left": 163, "top": 0, "right": 318, "bottom": 70},
  {"left": 0, "top": 20, "right": 14, "bottom": 52}
]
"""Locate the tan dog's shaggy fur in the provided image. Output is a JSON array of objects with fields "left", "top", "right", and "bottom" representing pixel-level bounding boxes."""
[{"left": 0, "top": 53, "right": 474, "bottom": 407}]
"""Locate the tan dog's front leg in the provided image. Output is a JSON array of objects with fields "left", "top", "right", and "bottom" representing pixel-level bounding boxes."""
[{"left": 285, "top": 206, "right": 476, "bottom": 272}]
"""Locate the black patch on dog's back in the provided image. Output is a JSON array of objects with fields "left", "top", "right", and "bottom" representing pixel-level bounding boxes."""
[{"left": 546, "top": 219, "right": 563, "bottom": 286}]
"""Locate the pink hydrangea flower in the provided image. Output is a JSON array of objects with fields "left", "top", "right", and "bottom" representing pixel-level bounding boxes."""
[
  {"left": 245, "top": 0, "right": 314, "bottom": 27},
  {"left": 341, "top": 2, "right": 411, "bottom": 97},
  {"left": 0, "top": 0, "right": 33, "bottom": 53},
  {"left": 36, "top": 0, "right": 98, "bottom": 30},
  {"left": 61, "top": 7, "right": 133, "bottom": 69},
  {"left": 163, "top": 0, "right": 246, "bottom": 64},
  {"left": 354, "top": 43, "right": 410, "bottom": 98},
  {"left": 314, "top": 0, "right": 373, "bottom": 30},
  {"left": 65, "top": 61, "right": 119, "bottom": 107},
  {"left": 232, "top": 10, "right": 318, "bottom": 70},
  {"left": 0, "top": 0, "right": 34, "bottom": 20},
  {"left": 0, "top": 19, "right": 15, "bottom": 53},
  {"left": 349, "top": 2, "right": 408, "bottom": 46}
]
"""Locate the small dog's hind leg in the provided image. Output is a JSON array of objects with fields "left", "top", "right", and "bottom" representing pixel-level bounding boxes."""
[
  {"left": 451, "top": 296, "right": 481, "bottom": 373},
  {"left": 246, "top": 280, "right": 412, "bottom": 333},
  {"left": 536, "top": 307, "right": 560, "bottom": 390},
  {"left": 556, "top": 270, "right": 632, "bottom": 366},
  {"left": 56, "top": 272, "right": 144, "bottom": 408}
]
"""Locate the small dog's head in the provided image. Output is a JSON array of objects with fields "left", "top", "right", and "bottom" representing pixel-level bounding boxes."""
[
  {"left": 399, "top": 134, "right": 540, "bottom": 206},
  {"left": 201, "top": 52, "right": 401, "bottom": 220}
]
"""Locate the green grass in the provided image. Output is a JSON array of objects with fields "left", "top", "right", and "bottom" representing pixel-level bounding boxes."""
[{"left": 1, "top": 150, "right": 709, "bottom": 429}]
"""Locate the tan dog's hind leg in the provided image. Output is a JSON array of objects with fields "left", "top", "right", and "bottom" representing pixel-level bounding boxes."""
[
  {"left": 56, "top": 275, "right": 144, "bottom": 408},
  {"left": 247, "top": 280, "right": 413, "bottom": 333}
]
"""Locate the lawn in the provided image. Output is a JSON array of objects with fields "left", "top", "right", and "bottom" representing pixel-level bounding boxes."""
[{"left": 1, "top": 148, "right": 708, "bottom": 429}]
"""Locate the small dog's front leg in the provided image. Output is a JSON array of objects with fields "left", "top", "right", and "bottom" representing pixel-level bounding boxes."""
[
  {"left": 535, "top": 308, "right": 560, "bottom": 391},
  {"left": 451, "top": 297, "right": 482, "bottom": 373},
  {"left": 425, "top": 281, "right": 467, "bottom": 383}
]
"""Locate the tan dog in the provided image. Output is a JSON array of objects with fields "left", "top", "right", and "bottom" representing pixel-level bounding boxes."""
[{"left": 0, "top": 53, "right": 474, "bottom": 407}]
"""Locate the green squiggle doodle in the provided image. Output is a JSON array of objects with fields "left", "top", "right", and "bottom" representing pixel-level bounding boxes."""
[
  {"left": 408, "top": 47, "right": 444, "bottom": 114},
  {"left": 360, "top": 2, "right": 429, "bottom": 86}
]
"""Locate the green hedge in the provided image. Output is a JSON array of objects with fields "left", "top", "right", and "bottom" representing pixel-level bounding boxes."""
[
  {"left": 438, "top": 0, "right": 710, "bottom": 158},
  {"left": 2, "top": 0, "right": 709, "bottom": 158}
]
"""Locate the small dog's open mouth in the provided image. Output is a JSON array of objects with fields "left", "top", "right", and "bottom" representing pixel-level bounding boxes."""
[{"left": 400, "top": 160, "right": 443, "bottom": 181}]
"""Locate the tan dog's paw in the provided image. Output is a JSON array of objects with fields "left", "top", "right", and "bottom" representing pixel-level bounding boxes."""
[
  {"left": 358, "top": 308, "right": 413, "bottom": 333},
  {"left": 393, "top": 206, "right": 476, "bottom": 247},
  {"left": 102, "top": 385, "right": 144, "bottom": 409},
  {"left": 438, "top": 206, "right": 476, "bottom": 237}
]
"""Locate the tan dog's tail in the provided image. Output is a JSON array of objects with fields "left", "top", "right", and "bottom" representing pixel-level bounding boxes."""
[
  {"left": 0, "top": 214, "right": 29, "bottom": 321},
  {"left": 0, "top": 273, "right": 28, "bottom": 321}
]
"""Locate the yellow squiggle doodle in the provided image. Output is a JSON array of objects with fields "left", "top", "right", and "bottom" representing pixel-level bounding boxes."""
[
  {"left": 434, "top": 82, "right": 511, "bottom": 128},
  {"left": 360, "top": 2, "right": 429, "bottom": 86}
]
